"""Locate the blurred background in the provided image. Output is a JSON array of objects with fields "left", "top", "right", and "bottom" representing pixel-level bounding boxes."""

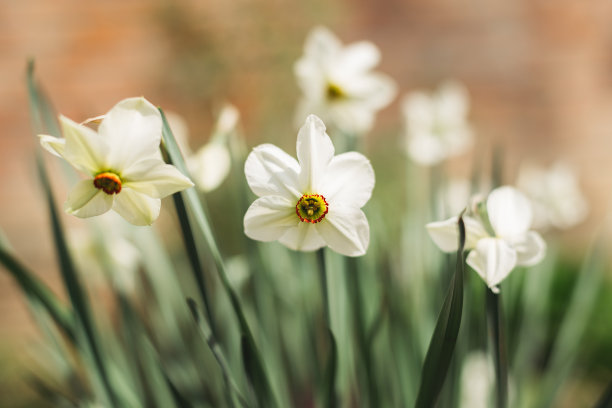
[{"left": 2, "top": 0, "right": 612, "bottom": 406}]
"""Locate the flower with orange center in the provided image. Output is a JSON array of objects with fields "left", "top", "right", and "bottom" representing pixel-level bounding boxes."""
[
  {"left": 243, "top": 115, "right": 374, "bottom": 257},
  {"left": 39, "top": 97, "right": 194, "bottom": 225}
]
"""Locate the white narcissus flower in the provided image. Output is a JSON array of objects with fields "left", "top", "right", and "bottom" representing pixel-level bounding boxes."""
[
  {"left": 294, "top": 26, "right": 397, "bottom": 136},
  {"left": 166, "top": 105, "right": 236, "bottom": 192},
  {"left": 243, "top": 114, "right": 374, "bottom": 257},
  {"left": 402, "top": 81, "right": 474, "bottom": 166},
  {"left": 427, "top": 186, "right": 546, "bottom": 293},
  {"left": 517, "top": 161, "right": 588, "bottom": 230},
  {"left": 39, "top": 97, "right": 194, "bottom": 226}
]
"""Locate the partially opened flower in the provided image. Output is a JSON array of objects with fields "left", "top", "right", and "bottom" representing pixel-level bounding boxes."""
[
  {"left": 402, "top": 81, "right": 474, "bottom": 166},
  {"left": 244, "top": 114, "right": 374, "bottom": 256},
  {"left": 166, "top": 105, "right": 237, "bottom": 192},
  {"left": 517, "top": 161, "right": 588, "bottom": 230},
  {"left": 294, "top": 26, "right": 397, "bottom": 136},
  {"left": 427, "top": 186, "right": 546, "bottom": 292},
  {"left": 39, "top": 97, "right": 194, "bottom": 226}
]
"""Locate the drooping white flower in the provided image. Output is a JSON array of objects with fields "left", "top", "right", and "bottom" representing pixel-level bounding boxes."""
[
  {"left": 517, "top": 161, "right": 588, "bottom": 230},
  {"left": 39, "top": 97, "right": 194, "bottom": 226},
  {"left": 294, "top": 26, "right": 397, "bottom": 136},
  {"left": 166, "top": 105, "right": 237, "bottom": 193},
  {"left": 427, "top": 186, "right": 546, "bottom": 292},
  {"left": 243, "top": 114, "right": 374, "bottom": 256},
  {"left": 402, "top": 81, "right": 474, "bottom": 166}
]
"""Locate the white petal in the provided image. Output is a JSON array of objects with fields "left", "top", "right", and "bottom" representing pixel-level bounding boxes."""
[
  {"left": 321, "top": 152, "right": 374, "bottom": 208},
  {"left": 342, "top": 73, "right": 397, "bottom": 109},
  {"left": 303, "top": 26, "right": 342, "bottom": 62},
  {"left": 244, "top": 196, "right": 298, "bottom": 242},
  {"left": 467, "top": 237, "right": 517, "bottom": 290},
  {"left": 187, "top": 142, "right": 231, "bottom": 192},
  {"left": 39, "top": 135, "right": 66, "bottom": 158},
  {"left": 59, "top": 115, "right": 108, "bottom": 175},
  {"left": 121, "top": 158, "right": 193, "bottom": 198},
  {"left": 407, "top": 132, "right": 446, "bottom": 166},
  {"left": 297, "top": 115, "right": 335, "bottom": 192},
  {"left": 402, "top": 92, "right": 435, "bottom": 131},
  {"left": 98, "top": 97, "right": 162, "bottom": 170},
  {"left": 509, "top": 231, "right": 546, "bottom": 266},
  {"left": 244, "top": 144, "right": 301, "bottom": 199},
  {"left": 327, "top": 103, "right": 376, "bottom": 135},
  {"left": 316, "top": 205, "right": 369, "bottom": 257},
  {"left": 112, "top": 189, "right": 161, "bottom": 226},
  {"left": 279, "top": 222, "right": 326, "bottom": 252},
  {"left": 487, "top": 186, "right": 533, "bottom": 238},
  {"left": 335, "top": 41, "right": 380, "bottom": 74},
  {"left": 426, "top": 216, "right": 489, "bottom": 252},
  {"left": 437, "top": 81, "right": 469, "bottom": 123},
  {"left": 64, "top": 179, "right": 114, "bottom": 218}
]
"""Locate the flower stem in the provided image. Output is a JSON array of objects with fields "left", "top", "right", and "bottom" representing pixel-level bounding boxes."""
[
  {"left": 486, "top": 289, "right": 508, "bottom": 408},
  {"left": 317, "top": 248, "right": 330, "bottom": 327}
]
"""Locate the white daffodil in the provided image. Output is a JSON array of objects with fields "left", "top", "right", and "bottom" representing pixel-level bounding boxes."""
[
  {"left": 427, "top": 186, "right": 546, "bottom": 293},
  {"left": 39, "top": 97, "right": 194, "bottom": 226},
  {"left": 243, "top": 114, "right": 374, "bottom": 257},
  {"left": 517, "top": 161, "right": 588, "bottom": 230},
  {"left": 402, "top": 81, "right": 474, "bottom": 166},
  {"left": 294, "top": 26, "right": 397, "bottom": 136},
  {"left": 166, "top": 105, "right": 236, "bottom": 192}
]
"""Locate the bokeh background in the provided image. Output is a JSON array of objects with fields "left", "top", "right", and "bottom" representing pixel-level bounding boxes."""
[{"left": 2, "top": 0, "right": 612, "bottom": 405}]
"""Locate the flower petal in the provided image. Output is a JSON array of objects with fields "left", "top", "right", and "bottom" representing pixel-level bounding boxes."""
[
  {"left": 59, "top": 115, "right": 108, "bottom": 175},
  {"left": 279, "top": 223, "right": 326, "bottom": 252},
  {"left": 98, "top": 97, "right": 162, "bottom": 170},
  {"left": 121, "top": 158, "right": 193, "bottom": 198},
  {"left": 335, "top": 41, "right": 381, "bottom": 74},
  {"left": 321, "top": 152, "right": 374, "bottom": 208},
  {"left": 467, "top": 237, "right": 517, "bottom": 291},
  {"left": 64, "top": 179, "right": 114, "bottom": 218},
  {"left": 487, "top": 186, "right": 533, "bottom": 238},
  {"left": 244, "top": 144, "right": 301, "bottom": 199},
  {"left": 303, "top": 26, "right": 342, "bottom": 62},
  {"left": 112, "top": 188, "right": 161, "bottom": 226},
  {"left": 39, "top": 135, "right": 66, "bottom": 158},
  {"left": 297, "top": 115, "right": 335, "bottom": 192},
  {"left": 244, "top": 195, "right": 298, "bottom": 242},
  {"left": 509, "top": 231, "right": 546, "bottom": 266},
  {"left": 316, "top": 205, "right": 369, "bottom": 257},
  {"left": 427, "top": 215, "right": 489, "bottom": 252},
  {"left": 188, "top": 142, "right": 231, "bottom": 192}
]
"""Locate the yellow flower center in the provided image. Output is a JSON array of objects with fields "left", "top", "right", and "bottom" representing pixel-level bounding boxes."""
[
  {"left": 93, "top": 172, "right": 122, "bottom": 195},
  {"left": 296, "top": 194, "right": 328, "bottom": 223},
  {"left": 326, "top": 83, "right": 345, "bottom": 101}
]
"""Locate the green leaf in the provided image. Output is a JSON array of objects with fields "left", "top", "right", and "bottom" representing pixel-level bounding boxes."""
[
  {"left": 160, "top": 109, "right": 277, "bottom": 408},
  {"left": 593, "top": 379, "right": 612, "bottom": 408},
  {"left": 322, "top": 328, "right": 338, "bottom": 408},
  {"left": 414, "top": 215, "right": 465, "bottom": 408},
  {"left": 27, "top": 62, "right": 118, "bottom": 406},
  {"left": 486, "top": 289, "right": 508, "bottom": 408},
  {"left": 0, "top": 244, "right": 75, "bottom": 342}
]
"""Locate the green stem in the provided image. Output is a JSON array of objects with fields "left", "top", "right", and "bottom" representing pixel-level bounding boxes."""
[{"left": 486, "top": 289, "right": 508, "bottom": 408}]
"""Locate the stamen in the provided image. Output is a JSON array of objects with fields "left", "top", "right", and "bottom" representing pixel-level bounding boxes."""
[
  {"left": 326, "top": 83, "right": 345, "bottom": 100},
  {"left": 93, "top": 172, "right": 122, "bottom": 195},
  {"left": 296, "top": 194, "right": 329, "bottom": 223}
]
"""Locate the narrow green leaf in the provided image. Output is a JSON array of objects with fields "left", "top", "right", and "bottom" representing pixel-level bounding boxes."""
[
  {"left": 0, "top": 245, "right": 75, "bottom": 342},
  {"left": 160, "top": 109, "right": 277, "bottom": 408},
  {"left": 27, "top": 62, "right": 118, "bottom": 406},
  {"left": 187, "top": 298, "right": 251, "bottom": 408},
  {"left": 323, "top": 328, "right": 338, "bottom": 408},
  {"left": 414, "top": 215, "right": 465, "bottom": 408}
]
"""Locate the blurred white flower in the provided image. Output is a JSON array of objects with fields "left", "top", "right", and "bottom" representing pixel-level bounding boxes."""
[
  {"left": 166, "top": 105, "right": 237, "bottom": 192},
  {"left": 40, "top": 97, "right": 194, "bottom": 226},
  {"left": 69, "top": 212, "right": 141, "bottom": 293},
  {"left": 294, "top": 26, "right": 397, "bottom": 136},
  {"left": 427, "top": 186, "right": 546, "bottom": 292},
  {"left": 517, "top": 161, "right": 588, "bottom": 230},
  {"left": 244, "top": 115, "right": 374, "bottom": 256},
  {"left": 459, "top": 352, "right": 493, "bottom": 408},
  {"left": 402, "top": 81, "right": 474, "bottom": 166}
]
